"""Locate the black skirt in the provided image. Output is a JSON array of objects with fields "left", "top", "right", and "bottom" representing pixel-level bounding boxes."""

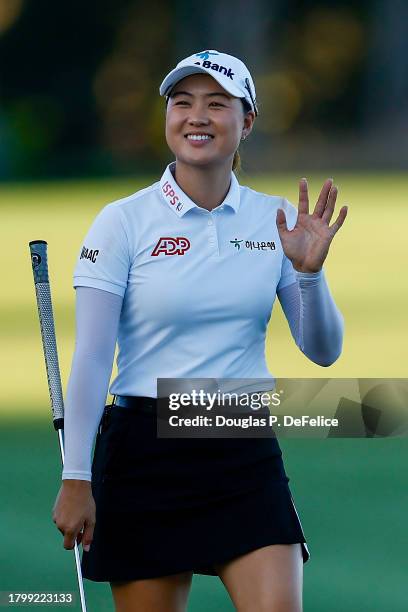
[{"left": 81, "top": 398, "right": 310, "bottom": 582}]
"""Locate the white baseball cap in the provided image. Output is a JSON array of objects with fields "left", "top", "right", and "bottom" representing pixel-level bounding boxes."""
[{"left": 159, "top": 50, "right": 258, "bottom": 115}]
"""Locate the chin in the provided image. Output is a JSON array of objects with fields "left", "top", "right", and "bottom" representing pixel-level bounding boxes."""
[
  {"left": 182, "top": 157, "right": 217, "bottom": 168},
  {"left": 175, "top": 150, "right": 229, "bottom": 169}
]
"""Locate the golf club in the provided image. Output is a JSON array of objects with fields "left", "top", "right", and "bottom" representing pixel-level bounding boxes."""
[{"left": 29, "top": 240, "right": 87, "bottom": 612}]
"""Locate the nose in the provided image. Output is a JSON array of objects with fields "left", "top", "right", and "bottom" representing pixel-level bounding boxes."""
[
  {"left": 188, "top": 116, "right": 210, "bottom": 126},
  {"left": 187, "top": 103, "right": 210, "bottom": 126}
]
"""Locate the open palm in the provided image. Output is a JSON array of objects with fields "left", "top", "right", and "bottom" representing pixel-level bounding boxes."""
[{"left": 276, "top": 178, "right": 348, "bottom": 273}]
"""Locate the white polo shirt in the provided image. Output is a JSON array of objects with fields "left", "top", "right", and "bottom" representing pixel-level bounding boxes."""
[{"left": 73, "top": 161, "right": 298, "bottom": 398}]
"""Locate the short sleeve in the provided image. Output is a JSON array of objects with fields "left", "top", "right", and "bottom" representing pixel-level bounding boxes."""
[
  {"left": 277, "top": 198, "right": 298, "bottom": 292},
  {"left": 73, "top": 204, "right": 130, "bottom": 297}
]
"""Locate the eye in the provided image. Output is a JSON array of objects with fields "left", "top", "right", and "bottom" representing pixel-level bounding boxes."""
[
  {"left": 174, "top": 100, "right": 189, "bottom": 106},
  {"left": 209, "top": 101, "right": 224, "bottom": 107}
]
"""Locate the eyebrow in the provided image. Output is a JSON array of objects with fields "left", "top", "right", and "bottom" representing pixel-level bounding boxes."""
[{"left": 170, "top": 91, "right": 231, "bottom": 100}]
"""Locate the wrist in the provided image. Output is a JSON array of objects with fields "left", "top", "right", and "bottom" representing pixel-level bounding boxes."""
[
  {"left": 293, "top": 264, "right": 322, "bottom": 274},
  {"left": 295, "top": 269, "right": 323, "bottom": 285},
  {"left": 295, "top": 269, "right": 323, "bottom": 276},
  {"left": 62, "top": 478, "right": 92, "bottom": 487}
]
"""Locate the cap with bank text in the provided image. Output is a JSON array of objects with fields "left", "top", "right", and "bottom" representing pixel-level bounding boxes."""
[{"left": 159, "top": 50, "right": 258, "bottom": 115}]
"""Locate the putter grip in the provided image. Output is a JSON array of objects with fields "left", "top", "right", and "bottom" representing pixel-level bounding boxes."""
[{"left": 29, "top": 241, "right": 65, "bottom": 429}]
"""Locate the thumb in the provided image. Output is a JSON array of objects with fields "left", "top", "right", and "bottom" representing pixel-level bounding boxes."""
[
  {"left": 276, "top": 209, "right": 288, "bottom": 233},
  {"left": 81, "top": 520, "right": 95, "bottom": 552}
]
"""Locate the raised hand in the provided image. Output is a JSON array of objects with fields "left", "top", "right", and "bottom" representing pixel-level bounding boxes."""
[{"left": 276, "top": 178, "right": 348, "bottom": 273}]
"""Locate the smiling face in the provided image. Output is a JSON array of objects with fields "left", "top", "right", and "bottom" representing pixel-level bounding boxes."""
[{"left": 165, "top": 73, "right": 255, "bottom": 169}]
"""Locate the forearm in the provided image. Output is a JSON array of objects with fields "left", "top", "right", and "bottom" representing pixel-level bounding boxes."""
[
  {"left": 278, "top": 269, "right": 344, "bottom": 366},
  {"left": 61, "top": 287, "right": 122, "bottom": 482},
  {"left": 296, "top": 270, "right": 344, "bottom": 365},
  {"left": 61, "top": 350, "right": 114, "bottom": 481}
]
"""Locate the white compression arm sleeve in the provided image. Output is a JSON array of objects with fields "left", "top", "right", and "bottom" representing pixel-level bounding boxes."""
[
  {"left": 277, "top": 269, "right": 344, "bottom": 366},
  {"left": 61, "top": 286, "right": 123, "bottom": 481}
]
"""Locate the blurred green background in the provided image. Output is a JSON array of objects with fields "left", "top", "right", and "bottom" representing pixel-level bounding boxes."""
[
  {"left": 1, "top": 0, "right": 408, "bottom": 610},
  {"left": 2, "top": 174, "right": 407, "bottom": 611}
]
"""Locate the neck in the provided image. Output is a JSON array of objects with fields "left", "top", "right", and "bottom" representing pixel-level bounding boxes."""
[{"left": 173, "top": 159, "right": 233, "bottom": 211}]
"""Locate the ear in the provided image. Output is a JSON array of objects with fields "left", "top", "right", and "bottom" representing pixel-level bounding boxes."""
[{"left": 243, "top": 110, "right": 256, "bottom": 137}]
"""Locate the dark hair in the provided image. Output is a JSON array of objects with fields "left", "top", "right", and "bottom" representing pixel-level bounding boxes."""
[
  {"left": 232, "top": 150, "right": 241, "bottom": 172},
  {"left": 233, "top": 99, "right": 253, "bottom": 173}
]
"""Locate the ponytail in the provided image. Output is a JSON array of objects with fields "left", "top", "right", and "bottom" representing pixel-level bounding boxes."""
[{"left": 232, "top": 149, "right": 241, "bottom": 172}]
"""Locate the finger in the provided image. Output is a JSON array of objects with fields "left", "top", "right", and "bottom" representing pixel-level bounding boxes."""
[
  {"left": 329, "top": 205, "right": 348, "bottom": 236},
  {"left": 82, "top": 521, "right": 95, "bottom": 552},
  {"left": 298, "top": 178, "right": 309, "bottom": 215},
  {"left": 276, "top": 208, "right": 288, "bottom": 234},
  {"left": 63, "top": 530, "right": 77, "bottom": 550},
  {"left": 322, "top": 185, "right": 338, "bottom": 224},
  {"left": 314, "top": 178, "right": 333, "bottom": 217}
]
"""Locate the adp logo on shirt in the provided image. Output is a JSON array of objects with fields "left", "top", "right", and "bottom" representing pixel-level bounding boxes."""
[{"left": 151, "top": 237, "right": 191, "bottom": 256}]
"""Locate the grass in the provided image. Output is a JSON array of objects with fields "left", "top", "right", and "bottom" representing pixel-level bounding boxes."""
[
  {"left": 1, "top": 173, "right": 407, "bottom": 610},
  {"left": 1, "top": 418, "right": 407, "bottom": 611},
  {"left": 2, "top": 172, "right": 407, "bottom": 409}
]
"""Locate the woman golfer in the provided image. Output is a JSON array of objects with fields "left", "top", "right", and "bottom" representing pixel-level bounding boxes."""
[{"left": 53, "top": 50, "right": 346, "bottom": 612}]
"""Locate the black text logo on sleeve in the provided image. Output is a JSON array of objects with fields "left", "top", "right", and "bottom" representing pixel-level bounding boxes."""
[{"left": 80, "top": 246, "right": 99, "bottom": 263}]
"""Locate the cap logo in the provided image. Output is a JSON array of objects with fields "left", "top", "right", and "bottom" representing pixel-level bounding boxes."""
[
  {"left": 195, "top": 51, "right": 219, "bottom": 60},
  {"left": 194, "top": 59, "right": 235, "bottom": 80}
]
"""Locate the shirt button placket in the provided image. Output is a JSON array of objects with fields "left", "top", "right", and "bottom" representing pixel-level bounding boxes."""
[{"left": 207, "top": 213, "right": 218, "bottom": 256}]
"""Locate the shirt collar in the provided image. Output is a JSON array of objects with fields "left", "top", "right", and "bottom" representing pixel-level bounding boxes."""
[{"left": 159, "top": 161, "right": 241, "bottom": 217}]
